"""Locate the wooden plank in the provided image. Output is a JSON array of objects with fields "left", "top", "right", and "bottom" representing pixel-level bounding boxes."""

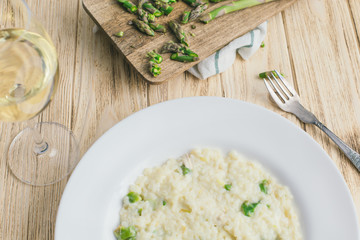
[
  {"left": 282, "top": 0, "right": 360, "bottom": 221},
  {"left": 0, "top": 0, "right": 80, "bottom": 239},
  {"left": 348, "top": 0, "right": 360, "bottom": 44},
  {"left": 83, "top": 0, "right": 298, "bottom": 84},
  {"left": 73, "top": 5, "right": 149, "bottom": 143},
  {"left": 1, "top": 0, "right": 360, "bottom": 239}
]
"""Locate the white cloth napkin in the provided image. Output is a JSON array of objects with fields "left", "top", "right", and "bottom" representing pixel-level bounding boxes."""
[{"left": 188, "top": 21, "right": 267, "bottom": 80}]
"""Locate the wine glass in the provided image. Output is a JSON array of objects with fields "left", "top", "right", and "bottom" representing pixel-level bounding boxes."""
[{"left": 0, "top": 0, "right": 79, "bottom": 186}]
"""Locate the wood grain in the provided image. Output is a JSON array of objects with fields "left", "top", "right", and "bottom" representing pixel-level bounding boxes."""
[
  {"left": 282, "top": 0, "right": 360, "bottom": 218},
  {"left": 1, "top": 0, "right": 360, "bottom": 239},
  {"left": 83, "top": 0, "right": 298, "bottom": 84}
]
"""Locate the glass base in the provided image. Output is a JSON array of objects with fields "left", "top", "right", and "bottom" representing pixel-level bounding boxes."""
[{"left": 7, "top": 122, "right": 79, "bottom": 186}]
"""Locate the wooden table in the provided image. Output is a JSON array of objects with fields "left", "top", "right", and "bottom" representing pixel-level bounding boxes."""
[{"left": 1, "top": 0, "right": 359, "bottom": 239}]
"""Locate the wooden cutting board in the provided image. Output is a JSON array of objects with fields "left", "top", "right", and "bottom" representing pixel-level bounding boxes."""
[{"left": 83, "top": 0, "right": 297, "bottom": 84}]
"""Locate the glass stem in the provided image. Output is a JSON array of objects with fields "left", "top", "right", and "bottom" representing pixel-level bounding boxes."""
[{"left": 28, "top": 120, "right": 48, "bottom": 154}]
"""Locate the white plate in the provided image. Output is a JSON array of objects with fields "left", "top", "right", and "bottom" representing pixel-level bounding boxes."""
[{"left": 55, "top": 97, "right": 359, "bottom": 240}]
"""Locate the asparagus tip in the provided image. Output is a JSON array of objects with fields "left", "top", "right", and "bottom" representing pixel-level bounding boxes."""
[{"left": 114, "top": 31, "right": 124, "bottom": 37}]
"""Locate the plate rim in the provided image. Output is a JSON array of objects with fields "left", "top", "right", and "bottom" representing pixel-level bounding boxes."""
[{"left": 55, "top": 96, "right": 360, "bottom": 239}]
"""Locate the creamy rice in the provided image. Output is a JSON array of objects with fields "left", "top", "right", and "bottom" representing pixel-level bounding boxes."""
[{"left": 114, "top": 148, "right": 303, "bottom": 240}]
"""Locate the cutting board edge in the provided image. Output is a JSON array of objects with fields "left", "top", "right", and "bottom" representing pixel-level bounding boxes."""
[{"left": 82, "top": 0, "right": 298, "bottom": 84}]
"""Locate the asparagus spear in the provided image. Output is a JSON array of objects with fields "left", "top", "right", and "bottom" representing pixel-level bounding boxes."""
[
  {"left": 154, "top": 0, "right": 174, "bottom": 15},
  {"left": 200, "top": 0, "right": 276, "bottom": 24},
  {"left": 162, "top": 5, "right": 174, "bottom": 15},
  {"left": 157, "top": 0, "right": 176, "bottom": 4},
  {"left": 147, "top": 50, "right": 163, "bottom": 63},
  {"left": 182, "top": 0, "right": 208, "bottom": 7},
  {"left": 161, "top": 41, "right": 184, "bottom": 53},
  {"left": 138, "top": 8, "right": 147, "bottom": 22},
  {"left": 180, "top": 47, "right": 198, "bottom": 57},
  {"left": 137, "top": 0, "right": 156, "bottom": 22},
  {"left": 162, "top": 41, "right": 199, "bottom": 61},
  {"left": 137, "top": 0, "right": 147, "bottom": 9},
  {"left": 181, "top": 11, "right": 191, "bottom": 24},
  {"left": 170, "top": 53, "right": 199, "bottom": 62},
  {"left": 149, "top": 59, "right": 161, "bottom": 77},
  {"left": 149, "top": 23, "right": 167, "bottom": 33},
  {"left": 189, "top": 3, "right": 208, "bottom": 21},
  {"left": 132, "top": 19, "right": 155, "bottom": 36},
  {"left": 148, "top": 13, "right": 156, "bottom": 22},
  {"left": 137, "top": 8, "right": 155, "bottom": 23},
  {"left": 143, "top": 2, "right": 163, "bottom": 16},
  {"left": 117, "top": 0, "right": 138, "bottom": 13},
  {"left": 168, "top": 20, "right": 189, "bottom": 46}
]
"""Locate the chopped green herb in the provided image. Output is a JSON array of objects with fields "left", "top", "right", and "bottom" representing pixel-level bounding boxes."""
[
  {"left": 271, "top": 70, "right": 281, "bottom": 78},
  {"left": 114, "top": 31, "right": 124, "bottom": 37},
  {"left": 149, "top": 23, "right": 166, "bottom": 33},
  {"left": 266, "top": 204, "right": 271, "bottom": 209},
  {"left": 119, "top": 226, "right": 137, "bottom": 239},
  {"left": 260, "top": 41, "right": 265, "bottom": 48},
  {"left": 241, "top": 201, "right": 260, "bottom": 217},
  {"left": 224, "top": 183, "right": 232, "bottom": 191},
  {"left": 149, "top": 59, "right": 161, "bottom": 77},
  {"left": 138, "top": 208, "right": 143, "bottom": 216},
  {"left": 147, "top": 50, "right": 163, "bottom": 64},
  {"left": 170, "top": 53, "right": 198, "bottom": 62},
  {"left": 189, "top": 32, "right": 196, "bottom": 37},
  {"left": 162, "top": 200, "right": 167, "bottom": 206},
  {"left": 180, "top": 47, "right": 198, "bottom": 58},
  {"left": 181, "top": 11, "right": 191, "bottom": 24},
  {"left": 259, "top": 71, "right": 285, "bottom": 79},
  {"left": 181, "top": 164, "right": 190, "bottom": 175},
  {"left": 116, "top": 0, "right": 138, "bottom": 13},
  {"left": 259, "top": 72, "right": 267, "bottom": 79},
  {"left": 271, "top": 71, "right": 285, "bottom": 78},
  {"left": 259, "top": 179, "right": 268, "bottom": 194},
  {"left": 191, "top": 25, "right": 196, "bottom": 29},
  {"left": 273, "top": 71, "right": 286, "bottom": 78},
  {"left": 127, "top": 192, "right": 142, "bottom": 203}
]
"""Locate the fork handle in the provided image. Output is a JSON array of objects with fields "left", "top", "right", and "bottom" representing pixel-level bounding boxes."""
[{"left": 314, "top": 120, "right": 360, "bottom": 172}]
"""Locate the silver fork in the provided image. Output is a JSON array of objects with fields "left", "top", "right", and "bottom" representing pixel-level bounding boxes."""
[{"left": 263, "top": 70, "right": 360, "bottom": 172}]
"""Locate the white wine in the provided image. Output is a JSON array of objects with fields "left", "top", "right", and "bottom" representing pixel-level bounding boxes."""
[{"left": 0, "top": 28, "right": 58, "bottom": 122}]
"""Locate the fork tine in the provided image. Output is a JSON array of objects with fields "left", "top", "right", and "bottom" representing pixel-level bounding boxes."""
[
  {"left": 270, "top": 72, "right": 290, "bottom": 99},
  {"left": 266, "top": 75, "right": 287, "bottom": 102},
  {"left": 274, "top": 69, "right": 298, "bottom": 97},
  {"left": 263, "top": 78, "right": 286, "bottom": 107}
]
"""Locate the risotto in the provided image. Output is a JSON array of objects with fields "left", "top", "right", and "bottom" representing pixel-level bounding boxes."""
[{"left": 114, "top": 148, "right": 303, "bottom": 240}]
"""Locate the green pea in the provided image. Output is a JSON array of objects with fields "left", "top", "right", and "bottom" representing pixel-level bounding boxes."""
[
  {"left": 127, "top": 192, "right": 142, "bottom": 203},
  {"left": 224, "top": 183, "right": 232, "bottom": 191},
  {"left": 120, "top": 226, "right": 137, "bottom": 239},
  {"left": 181, "top": 164, "right": 190, "bottom": 175},
  {"left": 241, "top": 201, "right": 260, "bottom": 217},
  {"left": 259, "top": 180, "right": 268, "bottom": 194}
]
